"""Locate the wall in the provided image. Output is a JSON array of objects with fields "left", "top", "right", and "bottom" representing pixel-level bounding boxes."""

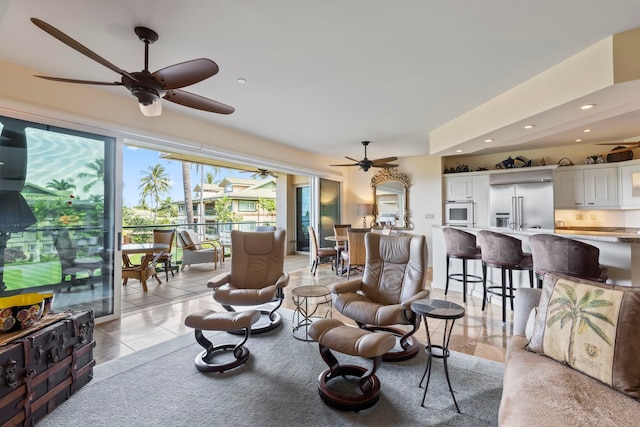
[{"left": 341, "top": 155, "right": 443, "bottom": 267}]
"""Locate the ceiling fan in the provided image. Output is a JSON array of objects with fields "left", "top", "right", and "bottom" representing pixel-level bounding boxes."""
[
  {"left": 242, "top": 168, "right": 279, "bottom": 179},
  {"left": 30, "top": 18, "right": 234, "bottom": 117},
  {"left": 330, "top": 141, "right": 398, "bottom": 171}
]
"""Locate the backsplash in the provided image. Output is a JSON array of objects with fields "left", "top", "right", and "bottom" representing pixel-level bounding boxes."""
[{"left": 555, "top": 209, "right": 640, "bottom": 228}]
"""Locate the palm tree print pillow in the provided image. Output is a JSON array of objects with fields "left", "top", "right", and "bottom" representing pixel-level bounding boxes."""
[{"left": 527, "top": 274, "right": 640, "bottom": 399}]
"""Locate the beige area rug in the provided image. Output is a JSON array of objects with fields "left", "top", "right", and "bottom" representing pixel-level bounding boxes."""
[{"left": 38, "top": 310, "right": 504, "bottom": 426}]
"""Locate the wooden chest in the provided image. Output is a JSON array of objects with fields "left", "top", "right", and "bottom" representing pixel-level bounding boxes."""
[{"left": 0, "top": 310, "right": 95, "bottom": 427}]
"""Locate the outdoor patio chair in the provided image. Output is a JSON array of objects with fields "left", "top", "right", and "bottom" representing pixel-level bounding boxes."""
[{"left": 177, "top": 229, "right": 222, "bottom": 270}]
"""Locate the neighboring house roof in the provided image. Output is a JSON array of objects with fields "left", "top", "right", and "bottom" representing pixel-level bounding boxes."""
[
  {"left": 176, "top": 176, "right": 276, "bottom": 206},
  {"left": 193, "top": 183, "right": 223, "bottom": 194},
  {"left": 22, "top": 182, "right": 68, "bottom": 198}
]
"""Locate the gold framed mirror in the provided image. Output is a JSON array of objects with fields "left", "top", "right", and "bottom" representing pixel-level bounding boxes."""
[{"left": 371, "top": 169, "right": 410, "bottom": 229}]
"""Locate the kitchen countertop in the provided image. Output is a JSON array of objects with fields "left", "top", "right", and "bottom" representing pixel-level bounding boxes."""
[{"left": 434, "top": 225, "right": 640, "bottom": 243}]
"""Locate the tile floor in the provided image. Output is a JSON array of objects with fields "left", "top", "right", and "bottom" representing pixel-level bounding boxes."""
[{"left": 94, "top": 255, "right": 514, "bottom": 365}]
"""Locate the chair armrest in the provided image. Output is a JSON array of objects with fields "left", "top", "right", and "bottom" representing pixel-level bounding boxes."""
[
  {"left": 401, "top": 290, "right": 430, "bottom": 310},
  {"left": 331, "top": 279, "right": 363, "bottom": 294},
  {"left": 207, "top": 272, "right": 231, "bottom": 289},
  {"left": 513, "top": 288, "right": 542, "bottom": 336},
  {"left": 275, "top": 272, "right": 289, "bottom": 289}
]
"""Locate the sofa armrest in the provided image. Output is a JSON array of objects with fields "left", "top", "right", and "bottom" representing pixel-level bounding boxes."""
[{"left": 513, "top": 288, "right": 542, "bottom": 336}]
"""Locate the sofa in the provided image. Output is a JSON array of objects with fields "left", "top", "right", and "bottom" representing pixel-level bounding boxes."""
[{"left": 499, "top": 273, "right": 640, "bottom": 426}]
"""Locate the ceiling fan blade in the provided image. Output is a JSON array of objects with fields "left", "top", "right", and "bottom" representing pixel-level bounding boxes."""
[
  {"left": 344, "top": 156, "right": 360, "bottom": 162},
  {"left": 373, "top": 163, "right": 399, "bottom": 168},
  {"left": 34, "top": 75, "right": 123, "bottom": 86},
  {"left": 163, "top": 89, "right": 235, "bottom": 114},
  {"left": 371, "top": 157, "right": 398, "bottom": 165},
  {"left": 152, "top": 59, "right": 219, "bottom": 90},
  {"left": 330, "top": 163, "right": 359, "bottom": 167},
  {"left": 31, "top": 18, "right": 138, "bottom": 82}
]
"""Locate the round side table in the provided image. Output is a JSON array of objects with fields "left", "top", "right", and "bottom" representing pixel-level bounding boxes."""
[
  {"left": 410, "top": 298, "right": 465, "bottom": 413},
  {"left": 291, "top": 285, "right": 332, "bottom": 341}
]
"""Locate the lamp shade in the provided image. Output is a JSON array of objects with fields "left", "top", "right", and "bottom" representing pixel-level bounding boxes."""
[{"left": 357, "top": 203, "right": 373, "bottom": 216}]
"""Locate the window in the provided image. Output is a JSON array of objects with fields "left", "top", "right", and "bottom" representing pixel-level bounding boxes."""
[
  {"left": 0, "top": 115, "right": 116, "bottom": 318},
  {"left": 238, "top": 200, "right": 256, "bottom": 212}
]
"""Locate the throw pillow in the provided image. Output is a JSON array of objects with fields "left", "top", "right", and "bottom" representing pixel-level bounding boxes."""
[{"left": 527, "top": 273, "right": 640, "bottom": 399}]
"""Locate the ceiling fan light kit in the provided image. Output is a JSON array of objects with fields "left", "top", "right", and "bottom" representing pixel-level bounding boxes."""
[
  {"left": 30, "top": 18, "right": 234, "bottom": 117},
  {"left": 330, "top": 141, "right": 398, "bottom": 171}
]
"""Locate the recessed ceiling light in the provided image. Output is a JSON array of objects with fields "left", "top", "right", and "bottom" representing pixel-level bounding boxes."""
[
  {"left": 584, "top": 129, "right": 592, "bottom": 133},
  {"left": 523, "top": 124, "right": 534, "bottom": 129},
  {"left": 576, "top": 138, "right": 583, "bottom": 142},
  {"left": 456, "top": 149, "right": 463, "bottom": 153},
  {"left": 484, "top": 139, "right": 494, "bottom": 143},
  {"left": 580, "top": 104, "right": 595, "bottom": 110},
  {"left": 237, "top": 78, "right": 247, "bottom": 84}
]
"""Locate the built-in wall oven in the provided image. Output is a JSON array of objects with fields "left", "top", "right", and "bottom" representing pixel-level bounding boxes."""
[{"left": 444, "top": 201, "right": 474, "bottom": 227}]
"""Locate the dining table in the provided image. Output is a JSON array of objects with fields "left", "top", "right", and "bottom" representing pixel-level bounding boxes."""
[{"left": 121, "top": 243, "right": 169, "bottom": 290}]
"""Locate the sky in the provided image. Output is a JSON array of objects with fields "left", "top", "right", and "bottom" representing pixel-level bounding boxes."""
[{"left": 123, "top": 145, "right": 245, "bottom": 207}]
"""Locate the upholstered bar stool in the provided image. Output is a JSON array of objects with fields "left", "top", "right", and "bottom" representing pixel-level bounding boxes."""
[
  {"left": 443, "top": 227, "right": 482, "bottom": 303},
  {"left": 529, "top": 234, "right": 609, "bottom": 287},
  {"left": 477, "top": 230, "right": 534, "bottom": 323}
]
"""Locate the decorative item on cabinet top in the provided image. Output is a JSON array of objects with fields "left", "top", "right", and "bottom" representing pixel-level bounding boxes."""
[{"left": 596, "top": 142, "right": 639, "bottom": 163}]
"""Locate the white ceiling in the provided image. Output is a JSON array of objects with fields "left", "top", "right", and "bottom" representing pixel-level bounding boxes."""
[{"left": 2, "top": 0, "right": 640, "bottom": 162}]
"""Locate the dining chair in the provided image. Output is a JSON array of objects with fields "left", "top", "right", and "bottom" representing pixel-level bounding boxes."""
[
  {"left": 153, "top": 228, "right": 176, "bottom": 281},
  {"left": 308, "top": 225, "right": 337, "bottom": 275},
  {"left": 340, "top": 228, "right": 369, "bottom": 279},
  {"left": 333, "top": 224, "right": 351, "bottom": 274}
]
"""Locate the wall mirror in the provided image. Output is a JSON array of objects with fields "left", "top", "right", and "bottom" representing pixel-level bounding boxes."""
[{"left": 371, "top": 168, "right": 410, "bottom": 229}]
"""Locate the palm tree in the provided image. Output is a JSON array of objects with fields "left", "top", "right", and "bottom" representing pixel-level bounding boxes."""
[
  {"left": 547, "top": 283, "right": 614, "bottom": 364},
  {"left": 139, "top": 164, "right": 171, "bottom": 223},
  {"left": 78, "top": 158, "right": 104, "bottom": 192},
  {"left": 181, "top": 162, "right": 195, "bottom": 229},
  {"left": 46, "top": 178, "right": 76, "bottom": 191}
]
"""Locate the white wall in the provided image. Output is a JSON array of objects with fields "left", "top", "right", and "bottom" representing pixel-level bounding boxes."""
[{"left": 341, "top": 155, "right": 444, "bottom": 267}]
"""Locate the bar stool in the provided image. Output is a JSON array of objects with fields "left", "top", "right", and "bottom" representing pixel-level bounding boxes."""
[
  {"left": 529, "top": 234, "right": 609, "bottom": 287},
  {"left": 442, "top": 227, "right": 482, "bottom": 303},
  {"left": 477, "top": 230, "right": 533, "bottom": 323}
]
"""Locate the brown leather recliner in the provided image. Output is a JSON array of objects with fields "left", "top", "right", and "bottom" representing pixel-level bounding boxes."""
[
  {"left": 332, "top": 233, "right": 429, "bottom": 361},
  {"left": 207, "top": 230, "right": 290, "bottom": 334}
]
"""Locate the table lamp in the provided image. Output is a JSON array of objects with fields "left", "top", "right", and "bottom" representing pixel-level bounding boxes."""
[{"left": 357, "top": 203, "right": 373, "bottom": 228}]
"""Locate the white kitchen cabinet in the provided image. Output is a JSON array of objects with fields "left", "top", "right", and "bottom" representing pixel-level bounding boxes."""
[
  {"left": 444, "top": 175, "right": 474, "bottom": 201},
  {"left": 472, "top": 174, "right": 490, "bottom": 226},
  {"left": 584, "top": 167, "right": 619, "bottom": 207},
  {"left": 554, "top": 166, "right": 619, "bottom": 209},
  {"left": 554, "top": 169, "right": 584, "bottom": 208},
  {"left": 620, "top": 161, "right": 640, "bottom": 207}
]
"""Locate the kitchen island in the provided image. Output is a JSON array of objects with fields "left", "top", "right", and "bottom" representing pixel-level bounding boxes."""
[{"left": 432, "top": 226, "right": 640, "bottom": 297}]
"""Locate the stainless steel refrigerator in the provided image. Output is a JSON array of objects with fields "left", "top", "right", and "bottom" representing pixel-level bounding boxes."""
[{"left": 489, "top": 169, "right": 554, "bottom": 230}]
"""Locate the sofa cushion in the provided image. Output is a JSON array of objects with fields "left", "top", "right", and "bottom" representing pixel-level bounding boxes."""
[{"left": 527, "top": 273, "right": 640, "bottom": 399}]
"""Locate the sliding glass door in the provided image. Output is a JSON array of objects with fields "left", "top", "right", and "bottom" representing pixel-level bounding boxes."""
[
  {"left": 0, "top": 115, "right": 116, "bottom": 317},
  {"left": 319, "top": 178, "right": 341, "bottom": 243}
]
